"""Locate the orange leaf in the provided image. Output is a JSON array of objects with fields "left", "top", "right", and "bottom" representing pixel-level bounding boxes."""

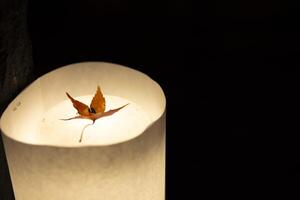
[
  {"left": 63, "top": 86, "right": 128, "bottom": 123},
  {"left": 62, "top": 86, "right": 129, "bottom": 142}
]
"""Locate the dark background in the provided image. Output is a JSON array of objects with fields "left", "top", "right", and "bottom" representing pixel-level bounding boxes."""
[{"left": 1, "top": 0, "right": 299, "bottom": 199}]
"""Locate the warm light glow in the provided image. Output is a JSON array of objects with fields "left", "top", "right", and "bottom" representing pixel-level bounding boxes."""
[
  {"left": 38, "top": 95, "right": 151, "bottom": 146},
  {"left": 0, "top": 62, "right": 166, "bottom": 200}
]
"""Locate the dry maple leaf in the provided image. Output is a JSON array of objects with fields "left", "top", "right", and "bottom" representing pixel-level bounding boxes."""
[
  {"left": 61, "top": 86, "right": 128, "bottom": 142},
  {"left": 62, "top": 86, "right": 128, "bottom": 123}
]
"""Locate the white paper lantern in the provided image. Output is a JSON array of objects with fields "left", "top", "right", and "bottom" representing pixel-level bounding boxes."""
[{"left": 0, "top": 62, "right": 166, "bottom": 200}]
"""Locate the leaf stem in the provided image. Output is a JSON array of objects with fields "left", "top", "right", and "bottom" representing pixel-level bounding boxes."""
[{"left": 79, "top": 121, "right": 95, "bottom": 143}]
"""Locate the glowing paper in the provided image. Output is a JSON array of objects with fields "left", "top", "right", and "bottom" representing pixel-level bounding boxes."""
[{"left": 0, "top": 62, "right": 166, "bottom": 200}]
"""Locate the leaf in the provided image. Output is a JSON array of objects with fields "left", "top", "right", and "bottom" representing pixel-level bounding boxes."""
[
  {"left": 62, "top": 86, "right": 129, "bottom": 142},
  {"left": 61, "top": 86, "right": 128, "bottom": 142}
]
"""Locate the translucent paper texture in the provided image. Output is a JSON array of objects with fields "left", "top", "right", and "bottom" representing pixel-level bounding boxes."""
[{"left": 0, "top": 62, "right": 166, "bottom": 200}]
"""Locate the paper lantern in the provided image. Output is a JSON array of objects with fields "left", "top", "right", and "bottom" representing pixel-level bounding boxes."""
[{"left": 0, "top": 62, "right": 166, "bottom": 200}]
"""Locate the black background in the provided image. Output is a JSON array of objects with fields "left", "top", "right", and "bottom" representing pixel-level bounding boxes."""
[{"left": 1, "top": 0, "right": 300, "bottom": 199}]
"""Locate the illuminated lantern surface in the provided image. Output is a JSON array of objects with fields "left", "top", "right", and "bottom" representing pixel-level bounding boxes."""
[{"left": 0, "top": 62, "right": 166, "bottom": 200}]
